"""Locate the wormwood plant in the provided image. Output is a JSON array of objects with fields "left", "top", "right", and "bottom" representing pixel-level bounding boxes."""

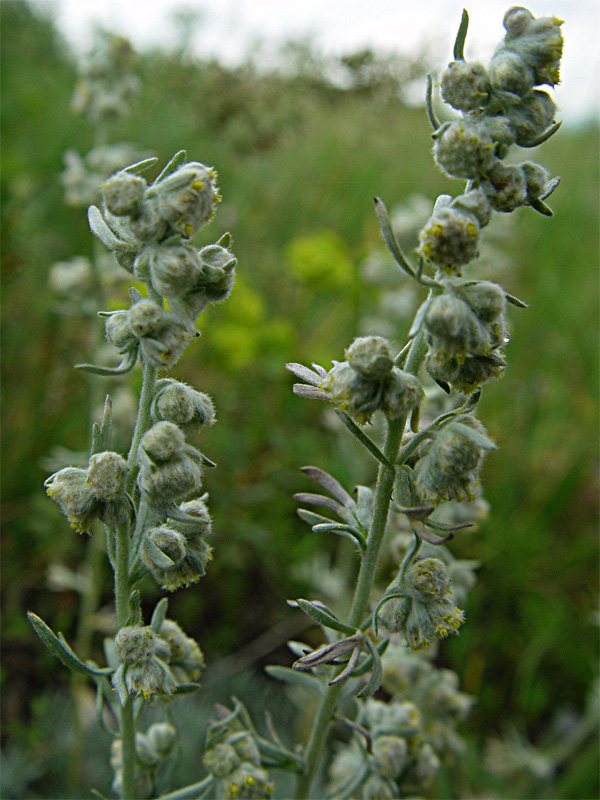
[{"left": 28, "top": 6, "right": 564, "bottom": 800}]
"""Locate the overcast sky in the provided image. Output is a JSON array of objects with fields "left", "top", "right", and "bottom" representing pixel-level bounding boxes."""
[{"left": 36, "top": 0, "right": 599, "bottom": 122}]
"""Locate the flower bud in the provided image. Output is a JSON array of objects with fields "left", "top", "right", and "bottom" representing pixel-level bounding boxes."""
[
  {"left": 159, "top": 619, "right": 205, "bottom": 681},
  {"left": 507, "top": 89, "right": 556, "bottom": 146},
  {"left": 171, "top": 497, "right": 212, "bottom": 537},
  {"left": 427, "top": 350, "right": 506, "bottom": 393},
  {"left": 371, "top": 735, "right": 407, "bottom": 780},
  {"left": 381, "top": 369, "right": 424, "bottom": 419},
  {"left": 501, "top": 8, "right": 563, "bottom": 87},
  {"left": 151, "top": 380, "right": 216, "bottom": 429},
  {"left": 152, "top": 162, "right": 220, "bottom": 237},
  {"left": 405, "top": 558, "right": 451, "bottom": 602},
  {"left": 138, "top": 315, "right": 193, "bottom": 369},
  {"left": 134, "top": 732, "right": 160, "bottom": 768},
  {"left": 146, "top": 242, "right": 203, "bottom": 297},
  {"left": 481, "top": 161, "right": 527, "bottom": 213},
  {"left": 433, "top": 119, "right": 497, "bottom": 180},
  {"left": 424, "top": 293, "right": 490, "bottom": 358},
  {"left": 361, "top": 775, "right": 397, "bottom": 800},
  {"left": 232, "top": 733, "right": 261, "bottom": 768},
  {"left": 223, "top": 763, "right": 273, "bottom": 800},
  {"left": 417, "top": 207, "right": 480, "bottom": 273},
  {"left": 204, "top": 742, "right": 240, "bottom": 778},
  {"left": 345, "top": 336, "right": 394, "bottom": 377},
  {"left": 86, "top": 451, "right": 128, "bottom": 500},
  {"left": 146, "top": 722, "right": 177, "bottom": 758},
  {"left": 414, "top": 416, "right": 490, "bottom": 504},
  {"left": 102, "top": 172, "right": 146, "bottom": 216},
  {"left": 488, "top": 50, "right": 534, "bottom": 99},
  {"left": 142, "top": 526, "right": 212, "bottom": 591},
  {"left": 105, "top": 311, "right": 138, "bottom": 352},
  {"left": 415, "top": 742, "right": 441, "bottom": 786},
  {"left": 458, "top": 280, "right": 506, "bottom": 323},
  {"left": 140, "top": 421, "right": 186, "bottom": 462},
  {"left": 44, "top": 467, "right": 98, "bottom": 533},
  {"left": 440, "top": 60, "right": 489, "bottom": 112},
  {"left": 127, "top": 299, "right": 164, "bottom": 338},
  {"left": 321, "top": 361, "right": 382, "bottom": 425},
  {"left": 114, "top": 625, "right": 157, "bottom": 664},
  {"left": 452, "top": 190, "right": 492, "bottom": 229}
]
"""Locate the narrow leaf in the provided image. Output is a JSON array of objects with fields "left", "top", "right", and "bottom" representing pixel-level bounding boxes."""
[
  {"left": 505, "top": 292, "right": 528, "bottom": 309},
  {"left": 127, "top": 589, "right": 143, "bottom": 628},
  {"left": 300, "top": 466, "right": 355, "bottom": 506},
  {"left": 286, "top": 363, "right": 323, "bottom": 386},
  {"left": 293, "top": 492, "right": 348, "bottom": 518},
  {"left": 412, "top": 520, "right": 454, "bottom": 544},
  {"left": 142, "top": 536, "right": 175, "bottom": 569},
  {"left": 296, "top": 508, "right": 338, "bottom": 527},
  {"left": 75, "top": 349, "right": 138, "bottom": 376},
  {"left": 265, "top": 665, "right": 325, "bottom": 695},
  {"left": 394, "top": 505, "right": 434, "bottom": 522},
  {"left": 150, "top": 597, "right": 169, "bottom": 633},
  {"left": 28, "top": 612, "right": 109, "bottom": 676},
  {"left": 373, "top": 591, "right": 405, "bottom": 637},
  {"left": 87, "top": 205, "right": 124, "bottom": 250},
  {"left": 351, "top": 639, "right": 389, "bottom": 677},
  {"left": 312, "top": 523, "right": 367, "bottom": 551},
  {"left": 451, "top": 422, "right": 497, "bottom": 450},
  {"left": 423, "top": 518, "right": 472, "bottom": 532},
  {"left": 293, "top": 599, "right": 356, "bottom": 635},
  {"left": 173, "top": 683, "right": 201, "bottom": 695},
  {"left": 408, "top": 295, "right": 433, "bottom": 338},
  {"left": 425, "top": 73, "right": 441, "bottom": 130},
  {"left": 328, "top": 645, "right": 362, "bottom": 686},
  {"left": 525, "top": 121, "right": 562, "bottom": 148},
  {"left": 373, "top": 197, "right": 416, "bottom": 278},
  {"left": 122, "top": 157, "right": 159, "bottom": 175},
  {"left": 529, "top": 197, "right": 554, "bottom": 216},
  {"left": 218, "top": 232, "right": 231, "bottom": 248},
  {"left": 155, "top": 776, "right": 215, "bottom": 800},
  {"left": 453, "top": 9, "right": 469, "bottom": 60},
  {"left": 91, "top": 395, "right": 113, "bottom": 456},
  {"left": 154, "top": 151, "right": 186, "bottom": 183},
  {"left": 357, "top": 637, "right": 383, "bottom": 697}
]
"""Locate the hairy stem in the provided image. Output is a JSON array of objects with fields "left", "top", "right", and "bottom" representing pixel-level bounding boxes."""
[
  {"left": 126, "top": 358, "right": 158, "bottom": 493},
  {"left": 295, "top": 330, "right": 427, "bottom": 798},
  {"left": 115, "top": 520, "right": 136, "bottom": 799}
]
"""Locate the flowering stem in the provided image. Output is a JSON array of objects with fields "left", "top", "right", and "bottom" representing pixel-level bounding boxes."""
[
  {"left": 295, "top": 330, "right": 427, "bottom": 799},
  {"left": 120, "top": 696, "right": 136, "bottom": 800},
  {"left": 126, "top": 358, "right": 158, "bottom": 493}
]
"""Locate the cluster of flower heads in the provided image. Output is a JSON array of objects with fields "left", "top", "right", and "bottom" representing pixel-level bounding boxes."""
[
  {"left": 111, "top": 722, "right": 177, "bottom": 798},
  {"left": 111, "top": 618, "right": 204, "bottom": 703},
  {"left": 327, "top": 697, "right": 440, "bottom": 799},
  {"left": 72, "top": 31, "right": 141, "bottom": 123},
  {"left": 377, "top": 557, "right": 465, "bottom": 651},
  {"left": 288, "top": 336, "right": 424, "bottom": 426},
  {"left": 424, "top": 279, "right": 508, "bottom": 393},
  {"left": 87, "top": 156, "right": 236, "bottom": 355},
  {"left": 45, "top": 451, "right": 131, "bottom": 533},
  {"left": 417, "top": 8, "right": 562, "bottom": 276},
  {"left": 203, "top": 702, "right": 274, "bottom": 800}
]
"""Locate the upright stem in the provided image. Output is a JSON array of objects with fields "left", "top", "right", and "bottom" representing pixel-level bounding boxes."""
[
  {"left": 127, "top": 359, "right": 158, "bottom": 493},
  {"left": 295, "top": 330, "right": 427, "bottom": 800}
]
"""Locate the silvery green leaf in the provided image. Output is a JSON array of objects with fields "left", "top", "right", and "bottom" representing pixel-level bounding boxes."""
[
  {"left": 218, "top": 232, "right": 231, "bottom": 248},
  {"left": 505, "top": 292, "right": 528, "bottom": 309},
  {"left": 373, "top": 197, "right": 416, "bottom": 278},
  {"left": 311, "top": 523, "right": 366, "bottom": 551},
  {"left": 150, "top": 597, "right": 169, "bottom": 633},
  {"left": 408, "top": 295, "right": 434, "bottom": 338},
  {"left": 451, "top": 422, "right": 497, "bottom": 450},
  {"left": 87, "top": 205, "right": 124, "bottom": 251},
  {"left": 122, "top": 157, "right": 158, "bottom": 175},
  {"left": 173, "top": 683, "right": 201, "bottom": 695},
  {"left": 453, "top": 8, "right": 469, "bottom": 61},
  {"left": 265, "top": 665, "right": 325, "bottom": 695},
  {"left": 297, "top": 509, "right": 337, "bottom": 527},
  {"left": 75, "top": 349, "right": 138, "bottom": 376},
  {"left": 300, "top": 466, "right": 355, "bottom": 506},
  {"left": 142, "top": 537, "right": 176, "bottom": 569},
  {"left": 28, "top": 612, "right": 111, "bottom": 676},
  {"left": 291, "top": 599, "right": 356, "bottom": 635},
  {"left": 357, "top": 637, "right": 383, "bottom": 697},
  {"left": 293, "top": 493, "right": 348, "bottom": 518},
  {"left": 153, "top": 151, "right": 186, "bottom": 183}
]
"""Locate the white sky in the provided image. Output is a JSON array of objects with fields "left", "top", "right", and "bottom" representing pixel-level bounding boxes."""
[{"left": 35, "top": 0, "right": 599, "bottom": 122}]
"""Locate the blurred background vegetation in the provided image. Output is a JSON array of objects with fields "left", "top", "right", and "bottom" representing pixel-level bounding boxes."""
[{"left": 1, "top": 2, "right": 598, "bottom": 797}]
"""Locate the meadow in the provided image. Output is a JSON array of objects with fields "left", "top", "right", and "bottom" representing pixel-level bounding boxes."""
[{"left": 1, "top": 3, "right": 598, "bottom": 797}]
